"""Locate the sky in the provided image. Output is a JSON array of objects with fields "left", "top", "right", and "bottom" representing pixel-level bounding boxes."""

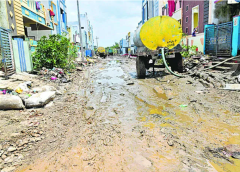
[{"left": 66, "top": 0, "right": 142, "bottom": 47}]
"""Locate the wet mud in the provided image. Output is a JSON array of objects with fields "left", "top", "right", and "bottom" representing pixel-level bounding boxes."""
[{"left": 14, "top": 56, "right": 240, "bottom": 171}]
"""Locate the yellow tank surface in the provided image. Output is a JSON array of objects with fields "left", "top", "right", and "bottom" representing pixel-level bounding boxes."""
[
  {"left": 97, "top": 47, "right": 105, "bottom": 53},
  {"left": 140, "top": 16, "right": 182, "bottom": 50}
]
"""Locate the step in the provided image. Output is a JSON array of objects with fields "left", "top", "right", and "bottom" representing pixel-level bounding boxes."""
[
  {"left": 212, "top": 66, "right": 232, "bottom": 71},
  {"left": 212, "top": 61, "right": 240, "bottom": 67}
]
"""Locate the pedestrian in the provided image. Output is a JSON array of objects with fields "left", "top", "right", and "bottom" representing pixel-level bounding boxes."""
[{"left": 192, "top": 27, "right": 197, "bottom": 37}]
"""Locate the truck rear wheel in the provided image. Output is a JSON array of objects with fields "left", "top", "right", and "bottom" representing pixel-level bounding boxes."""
[{"left": 136, "top": 56, "right": 146, "bottom": 78}]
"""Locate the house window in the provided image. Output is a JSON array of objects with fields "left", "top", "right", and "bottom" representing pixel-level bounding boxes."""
[
  {"left": 60, "top": 8, "right": 66, "bottom": 29},
  {"left": 178, "top": 19, "right": 181, "bottom": 25},
  {"left": 186, "top": 27, "right": 188, "bottom": 34},
  {"left": 186, "top": 5, "right": 189, "bottom": 12},
  {"left": 186, "top": 16, "right": 188, "bottom": 23},
  {"left": 144, "top": 3, "right": 148, "bottom": 22}
]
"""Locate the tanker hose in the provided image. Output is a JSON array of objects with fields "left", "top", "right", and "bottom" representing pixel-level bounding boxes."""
[{"left": 161, "top": 48, "right": 185, "bottom": 78}]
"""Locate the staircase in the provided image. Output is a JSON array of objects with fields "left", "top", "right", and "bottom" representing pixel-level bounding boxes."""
[{"left": 207, "top": 57, "right": 240, "bottom": 72}]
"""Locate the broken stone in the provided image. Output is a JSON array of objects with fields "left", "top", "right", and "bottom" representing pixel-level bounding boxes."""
[
  {"left": 7, "top": 147, "right": 16, "bottom": 152},
  {"left": 126, "top": 81, "right": 134, "bottom": 85},
  {"left": 25, "top": 91, "right": 56, "bottom": 108},
  {"left": 44, "top": 101, "right": 54, "bottom": 108},
  {"left": 199, "top": 79, "right": 212, "bottom": 88},
  {"left": 167, "top": 140, "right": 174, "bottom": 146},
  {"left": 0, "top": 150, "right": 4, "bottom": 157},
  {"left": 4, "top": 156, "right": 13, "bottom": 163},
  {"left": 232, "top": 152, "right": 240, "bottom": 159},
  {"left": 1, "top": 166, "right": 16, "bottom": 172},
  {"left": 10, "top": 133, "right": 20, "bottom": 138},
  {"left": 1, "top": 154, "right": 7, "bottom": 159},
  {"left": 76, "top": 67, "right": 83, "bottom": 71},
  {"left": 17, "top": 139, "right": 29, "bottom": 147},
  {"left": 56, "top": 90, "right": 63, "bottom": 95},
  {"left": 32, "top": 85, "right": 56, "bottom": 93},
  {"left": 134, "top": 155, "right": 152, "bottom": 168},
  {"left": 17, "top": 154, "right": 24, "bottom": 160},
  {"left": 100, "top": 95, "right": 107, "bottom": 103},
  {"left": 86, "top": 106, "right": 94, "bottom": 110},
  {"left": 154, "top": 86, "right": 164, "bottom": 94},
  {"left": 34, "top": 137, "right": 42, "bottom": 142},
  {"left": 224, "top": 144, "right": 240, "bottom": 154},
  {"left": 0, "top": 95, "right": 24, "bottom": 110}
]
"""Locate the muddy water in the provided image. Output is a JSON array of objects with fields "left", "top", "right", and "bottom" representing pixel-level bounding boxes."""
[{"left": 18, "top": 56, "right": 240, "bottom": 172}]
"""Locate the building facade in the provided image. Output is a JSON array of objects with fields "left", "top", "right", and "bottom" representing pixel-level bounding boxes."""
[
  {"left": 26, "top": 0, "right": 68, "bottom": 40},
  {"left": 68, "top": 13, "right": 94, "bottom": 50}
]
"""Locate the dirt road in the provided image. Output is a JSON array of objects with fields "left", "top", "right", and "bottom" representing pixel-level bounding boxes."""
[{"left": 2, "top": 56, "right": 240, "bottom": 172}]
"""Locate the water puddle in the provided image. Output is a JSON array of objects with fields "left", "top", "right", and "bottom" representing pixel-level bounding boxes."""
[{"left": 96, "top": 65, "right": 125, "bottom": 86}]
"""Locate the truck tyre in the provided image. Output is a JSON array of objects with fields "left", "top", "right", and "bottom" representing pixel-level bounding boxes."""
[
  {"left": 136, "top": 56, "right": 146, "bottom": 78},
  {"left": 175, "top": 53, "right": 183, "bottom": 73}
]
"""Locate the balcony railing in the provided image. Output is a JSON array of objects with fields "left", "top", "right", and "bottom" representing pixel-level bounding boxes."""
[{"left": 21, "top": 0, "right": 45, "bottom": 18}]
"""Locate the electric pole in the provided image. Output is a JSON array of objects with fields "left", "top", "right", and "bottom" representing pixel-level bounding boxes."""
[
  {"left": 77, "top": 0, "right": 84, "bottom": 61},
  {"left": 96, "top": 36, "right": 99, "bottom": 48}
]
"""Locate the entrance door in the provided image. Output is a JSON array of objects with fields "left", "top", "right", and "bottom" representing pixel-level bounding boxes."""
[{"left": 0, "top": 27, "right": 15, "bottom": 77}]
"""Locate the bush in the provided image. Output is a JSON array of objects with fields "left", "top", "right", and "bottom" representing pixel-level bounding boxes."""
[
  {"left": 67, "top": 43, "right": 78, "bottom": 70},
  {"left": 32, "top": 34, "right": 70, "bottom": 70}
]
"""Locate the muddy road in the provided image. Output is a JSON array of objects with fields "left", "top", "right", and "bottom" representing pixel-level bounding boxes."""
[{"left": 5, "top": 56, "right": 240, "bottom": 171}]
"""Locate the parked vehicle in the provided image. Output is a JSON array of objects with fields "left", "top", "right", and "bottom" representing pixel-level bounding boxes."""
[
  {"left": 133, "top": 16, "right": 184, "bottom": 78},
  {"left": 97, "top": 47, "right": 106, "bottom": 58},
  {"left": 108, "top": 48, "right": 113, "bottom": 56}
]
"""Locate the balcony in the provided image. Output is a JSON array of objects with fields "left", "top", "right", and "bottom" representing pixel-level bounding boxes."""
[
  {"left": 21, "top": 0, "right": 53, "bottom": 30},
  {"left": 172, "top": 8, "right": 182, "bottom": 22}
]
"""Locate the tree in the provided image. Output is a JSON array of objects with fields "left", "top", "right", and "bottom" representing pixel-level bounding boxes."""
[
  {"left": 112, "top": 42, "right": 120, "bottom": 49},
  {"left": 214, "top": 1, "right": 240, "bottom": 24}
]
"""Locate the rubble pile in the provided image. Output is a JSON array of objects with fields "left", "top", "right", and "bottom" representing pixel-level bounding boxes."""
[
  {"left": 183, "top": 56, "right": 210, "bottom": 72},
  {"left": 0, "top": 82, "right": 60, "bottom": 110},
  {"left": 39, "top": 67, "right": 71, "bottom": 83},
  {"left": 182, "top": 55, "right": 240, "bottom": 88}
]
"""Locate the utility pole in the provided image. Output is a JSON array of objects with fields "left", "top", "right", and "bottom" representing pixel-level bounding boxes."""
[
  {"left": 77, "top": 0, "right": 84, "bottom": 61},
  {"left": 96, "top": 36, "right": 99, "bottom": 48}
]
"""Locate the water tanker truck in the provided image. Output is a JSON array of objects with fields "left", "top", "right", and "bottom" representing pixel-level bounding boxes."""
[
  {"left": 133, "top": 16, "right": 184, "bottom": 78},
  {"left": 97, "top": 47, "right": 106, "bottom": 58}
]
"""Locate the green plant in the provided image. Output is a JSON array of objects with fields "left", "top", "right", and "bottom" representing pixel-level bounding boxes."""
[
  {"left": 180, "top": 45, "right": 198, "bottom": 58},
  {"left": 67, "top": 44, "right": 78, "bottom": 70},
  {"left": 32, "top": 34, "right": 70, "bottom": 70}
]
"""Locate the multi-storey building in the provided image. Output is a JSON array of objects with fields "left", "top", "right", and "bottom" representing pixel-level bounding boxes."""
[{"left": 68, "top": 13, "right": 94, "bottom": 50}]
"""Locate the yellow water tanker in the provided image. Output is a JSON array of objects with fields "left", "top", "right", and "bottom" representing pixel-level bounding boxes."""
[
  {"left": 140, "top": 16, "right": 182, "bottom": 50},
  {"left": 97, "top": 47, "right": 106, "bottom": 58},
  {"left": 133, "top": 16, "right": 184, "bottom": 78}
]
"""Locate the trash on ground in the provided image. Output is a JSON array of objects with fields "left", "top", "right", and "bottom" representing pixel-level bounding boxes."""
[{"left": 179, "top": 104, "right": 188, "bottom": 108}]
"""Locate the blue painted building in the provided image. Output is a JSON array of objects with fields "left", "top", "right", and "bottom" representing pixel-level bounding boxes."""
[
  {"left": 68, "top": 13, "right": 95, "bottom": 50},
  {"left": 119, "top": 39, "right": 128, "bottom": 54}
]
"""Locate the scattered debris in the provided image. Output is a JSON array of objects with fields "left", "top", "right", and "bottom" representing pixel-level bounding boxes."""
[{"left": 179, "top": 104, "right": 188, "bottom": 108}]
